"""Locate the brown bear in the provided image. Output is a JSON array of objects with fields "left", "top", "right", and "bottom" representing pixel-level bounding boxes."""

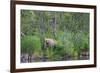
[{"left": 44, "top": 38, "right": 57, "bottom": 48}]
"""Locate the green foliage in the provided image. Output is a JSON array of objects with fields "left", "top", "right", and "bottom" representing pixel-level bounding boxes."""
[
  {"left": 45, "top": 45, "right": 65, "bottom": 61},
  {"left": 21, "top": 36, "right": 42, "bottom": 56}
]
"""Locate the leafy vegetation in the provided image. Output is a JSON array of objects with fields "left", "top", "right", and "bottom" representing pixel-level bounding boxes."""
[{"left": 21, "top": 10, "right": 90, "bottom": 63}]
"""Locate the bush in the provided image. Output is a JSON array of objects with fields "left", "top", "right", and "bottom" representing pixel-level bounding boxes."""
[
  {"left": 21, "top": 36, "right": 42, "bottom": 56},
  {"left": 71, "top": 32, "right": 89, "bottom": 59},
  {"left": 45, "top": 44, "right": 65, "bottom": 61}
]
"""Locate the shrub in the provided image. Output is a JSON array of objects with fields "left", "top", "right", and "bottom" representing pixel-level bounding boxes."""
[
  {"left": 21, "top": 35, "right": 42, "bottom": 56},
  {"left": 71, "top": 32, "right": 89, "bottom": 59}
]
